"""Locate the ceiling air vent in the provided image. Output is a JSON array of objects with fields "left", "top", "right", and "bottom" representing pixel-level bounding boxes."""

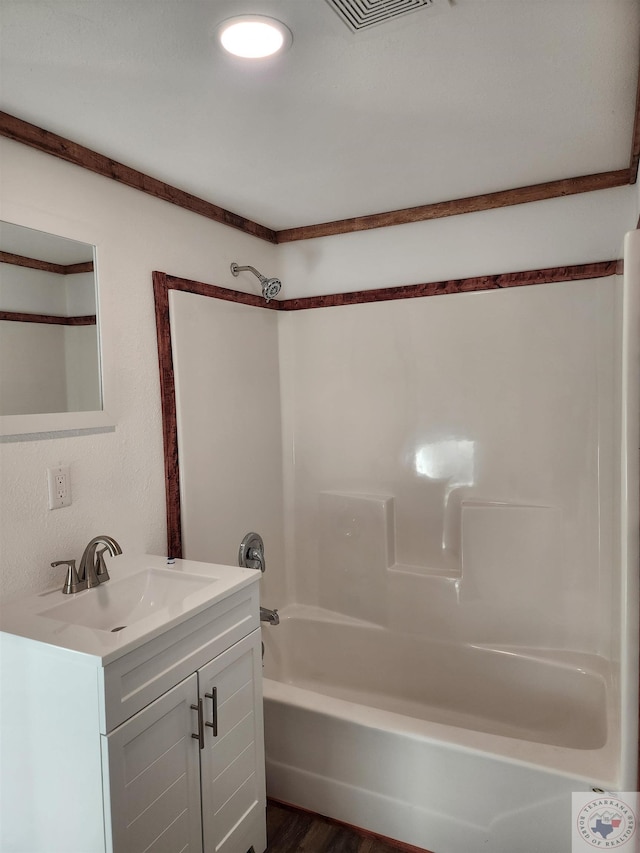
[{"left": 325, "top": 0, "right": 449, "bottom": 32}]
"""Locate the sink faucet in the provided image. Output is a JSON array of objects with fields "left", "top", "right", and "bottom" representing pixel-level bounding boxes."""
[
  {"left": 78, "top": 535, "right": 122, "bottom": 588},
  {"left": 260, "top": 606, "right": 279, "bottom": 625}
]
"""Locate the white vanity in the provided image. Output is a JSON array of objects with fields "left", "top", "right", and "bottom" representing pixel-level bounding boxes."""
[{"left": 0, "top": 554, "right": 266, "bottom": 853}]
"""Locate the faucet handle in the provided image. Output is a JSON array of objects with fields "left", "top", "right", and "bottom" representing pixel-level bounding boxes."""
[
  {"left": 52, "top": 559, "right": 87, "bottom": 595},
  {"left": 95, "top": 547, "right": 110, "bottom": 583}
]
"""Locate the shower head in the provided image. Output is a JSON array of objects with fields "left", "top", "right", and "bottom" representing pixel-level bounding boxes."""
[{"left": 230, "top": 262, "right": 282, "bottom": 303}]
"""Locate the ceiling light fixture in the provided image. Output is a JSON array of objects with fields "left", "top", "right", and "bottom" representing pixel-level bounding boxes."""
[{"left": 217, "top": 15, "right": 292, "bottom": 59}]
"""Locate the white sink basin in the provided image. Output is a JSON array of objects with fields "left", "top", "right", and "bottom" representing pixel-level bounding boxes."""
[
  {"left": 0, "top": 554, "right": 260, "bottom": 663},
  {"left": 40, "top": 567, "right": 217, "bottom": 632}
]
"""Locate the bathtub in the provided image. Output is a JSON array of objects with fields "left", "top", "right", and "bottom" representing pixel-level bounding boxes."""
[{"left": 262, "top": 606, "right": 620, "bottom": 853}]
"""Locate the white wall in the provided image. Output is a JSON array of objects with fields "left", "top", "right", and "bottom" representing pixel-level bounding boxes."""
[
  {"left": 64, "top": 325, "right": 101, "bottom": 412},
  {"left": 0, "top": 137, "right": 277, "bottom": 601},
  {"left": 0, "top": 134, "right": 635, "bottom": 606},
  {"left": 0, "top": 263, "right": 101, "bottom": 414},
  {"left": 0, "top": 262, "right": 68, "bottom": 313},
  {"left": 0, "top": 321, "right": 68, "bottom": 415},
  {"left": 277, "top": 185, "right": 636, "bottom": 298},
  {"left": 63, "top": 272, "right": 102, "bottom": 412}
]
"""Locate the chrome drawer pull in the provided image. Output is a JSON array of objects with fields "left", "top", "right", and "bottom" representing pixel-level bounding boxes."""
[{"left": 204, "top": 687, "right": 218, "bottom": 737}]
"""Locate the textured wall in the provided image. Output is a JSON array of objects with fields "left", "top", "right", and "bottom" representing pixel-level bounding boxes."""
[
  {"left": 0, "top": 135, "right": 635, "bottom": 605},
  {"left": 0, "top": 138, "right": 277, "bottom": 601}
]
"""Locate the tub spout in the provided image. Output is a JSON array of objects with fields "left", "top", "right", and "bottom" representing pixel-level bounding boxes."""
[{"left": 260, "top": 606, "right": 279, "bottom": 625}]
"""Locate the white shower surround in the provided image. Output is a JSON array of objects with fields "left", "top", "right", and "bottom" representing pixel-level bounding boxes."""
[
  {"left": 281, "top": 278, "right": 621, "bottom": 656},
  {"left": 172, "top": 238, "right": 639, "bottom": 853}
]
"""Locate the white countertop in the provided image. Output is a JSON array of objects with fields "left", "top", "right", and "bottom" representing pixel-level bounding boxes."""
[{"left": 0, "top": 553, "right": 260, "bottom": 665}]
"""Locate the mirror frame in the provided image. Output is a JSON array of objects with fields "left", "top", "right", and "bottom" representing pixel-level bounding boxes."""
[{"left": 0, "top": 216, "right": 114, "bottom": 440}]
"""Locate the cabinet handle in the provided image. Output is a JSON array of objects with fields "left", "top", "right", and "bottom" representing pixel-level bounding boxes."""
[
  {"left": 204, "top": 688, "right": 218, "bottom": 737},
  {"left": 190, "top": 700, "right": 204, "bottom": 749}
]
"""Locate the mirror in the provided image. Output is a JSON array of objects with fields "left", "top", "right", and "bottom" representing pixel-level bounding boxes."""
[{"left": 0, "top": 222, "right": 112, "bottom": 439}]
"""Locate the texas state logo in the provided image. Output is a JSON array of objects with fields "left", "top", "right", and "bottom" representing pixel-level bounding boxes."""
[{"left": 573, "top": 793, "right": 637, "bottom": 850}]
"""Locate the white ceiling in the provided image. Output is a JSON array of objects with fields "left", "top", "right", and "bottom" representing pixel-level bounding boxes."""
[
  {"left": 1, "top": 0, "right": 638, "bottom": 231},
  {"left": 0, "top": 221, "right": 94, "bottom": 264}
]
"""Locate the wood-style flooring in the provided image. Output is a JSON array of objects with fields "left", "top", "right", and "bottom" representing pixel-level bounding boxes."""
[{"left": 266, "top": 800, "right": 424, "bottom": 853}]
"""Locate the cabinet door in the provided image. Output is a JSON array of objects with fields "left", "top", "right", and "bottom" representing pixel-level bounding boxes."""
[
  {"left": 199, "top": 629, "right": 266, "bottom": 853},
  {"left": 102, "top": 673, "right": 204, "bottom": 853}
]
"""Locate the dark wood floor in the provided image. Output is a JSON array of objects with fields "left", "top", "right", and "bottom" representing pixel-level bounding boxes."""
[{"left": 266, "top": 800, "right": 420, "bottom": 853}]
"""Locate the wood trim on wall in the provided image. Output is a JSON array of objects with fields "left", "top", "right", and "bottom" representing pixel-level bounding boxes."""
[
  {"left": 275, "top": 172, "right": 630, "bottom": 242},
  {"left": 0, "top": 310, "right": 96, "bottom": 325},
  {"left": 0, "top": 112, "right": 278, "bottom": 245},
  {"left": 153, "top": 271, "right": 184, "bottom": 559},
  {"left": 154, "top": 259, "right": 620, "bottom": 556},
  {"left": 163, "top": 275, "right": 280, "bottom": 310},
  {"left": 277, "top": 260, "right": 619, "bottom": 310},
  {"left": 0, "top": 250, "right": 94, "bottom": 275},
  {"left": 1, "top": 110, "right": 636, "bottom": 244}
]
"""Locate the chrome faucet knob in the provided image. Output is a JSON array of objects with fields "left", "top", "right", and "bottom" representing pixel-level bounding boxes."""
[
  {"left": 239, "top": 532, "right": 266, "bottom": 572},
  {"left": 52, "top": 559, "right": 87, "bottom": 595}
]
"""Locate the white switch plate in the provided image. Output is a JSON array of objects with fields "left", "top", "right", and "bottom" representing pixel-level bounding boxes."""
[{"left": 47, "top": 466, "right": 71, "bottom": 509}]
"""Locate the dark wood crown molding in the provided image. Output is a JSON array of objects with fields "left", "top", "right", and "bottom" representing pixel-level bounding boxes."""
[
  {"left": 0, "top": 250, "right": 93, "bottom": 275},
  {"left": 275, "top": 172, "right": 630, "bottom": 242},
  {"left": 0, "top": 112, "right": 278, "bottom": 244},
  {"left": 2, "top": 57, "right": 638, "bottom": 244}
]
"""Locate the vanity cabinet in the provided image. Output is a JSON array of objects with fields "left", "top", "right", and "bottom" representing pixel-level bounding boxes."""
[
  {"left": 104, "top": 630, "right": 264, "bottom": 853},
  {"left": 0, "top": 565, "right": 266, "bottom": 853}
]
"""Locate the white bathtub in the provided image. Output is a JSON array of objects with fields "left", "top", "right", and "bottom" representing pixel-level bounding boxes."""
[{"left": 262, "top": 606, "right": 620, "bottom": 853}]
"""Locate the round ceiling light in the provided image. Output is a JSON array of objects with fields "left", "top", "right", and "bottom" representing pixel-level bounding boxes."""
[{"left": 217, "top": 15, "right": 292, "bottom": 59}]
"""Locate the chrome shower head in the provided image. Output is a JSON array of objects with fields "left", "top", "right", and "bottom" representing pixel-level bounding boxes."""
[
  {"left": 261, "top": 276, "right": 282, "bottom": 301},
  {"left": 231, "top": 262, "right": 282, "bottom": 303}
]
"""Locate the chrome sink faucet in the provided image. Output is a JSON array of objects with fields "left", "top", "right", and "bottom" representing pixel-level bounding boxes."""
[{"left": 78, "top": 535, "right": 122, "bottom": 588}]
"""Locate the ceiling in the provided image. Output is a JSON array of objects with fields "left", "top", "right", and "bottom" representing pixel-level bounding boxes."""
[
  {"left": 0, "top": 222, "right": 94, "bottom": 265},
  {"left": 1, "top": 0, "right": 638, "bottom": 232}
]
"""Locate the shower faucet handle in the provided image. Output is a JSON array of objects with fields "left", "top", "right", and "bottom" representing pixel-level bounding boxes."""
[{"left": 239, "top": 532, "right": 266, "bottom": 572}]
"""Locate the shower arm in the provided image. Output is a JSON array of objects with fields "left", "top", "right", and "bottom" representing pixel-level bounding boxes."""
[{"left": 230, "top": 263, "right": 266, "bottom": 284}]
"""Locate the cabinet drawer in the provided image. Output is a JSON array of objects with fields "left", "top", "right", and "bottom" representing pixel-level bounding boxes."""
[{"left": 100, "top": 585, "right": 259, "bottom": 732}]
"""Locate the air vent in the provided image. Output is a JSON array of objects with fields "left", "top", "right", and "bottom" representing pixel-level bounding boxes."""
[{"left": 325, "top": 0, "right": 448, "bottom": 32}]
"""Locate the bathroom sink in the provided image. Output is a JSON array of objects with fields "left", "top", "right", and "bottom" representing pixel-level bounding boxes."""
[
  {"left": 40, "top": 567, "right": 217, "bottom": 632},
  {"left": 0, "top": 554, "right": 260, "bottom": 663}
]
